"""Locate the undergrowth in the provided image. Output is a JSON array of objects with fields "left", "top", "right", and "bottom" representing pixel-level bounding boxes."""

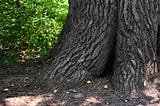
[{"left": 0, "top": 0, "right": 68, "bottom": 64}]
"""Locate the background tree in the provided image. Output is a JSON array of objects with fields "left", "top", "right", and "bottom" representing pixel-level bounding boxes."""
[{"left": 45, "top": 0, "right": 159, "bottom": 94}]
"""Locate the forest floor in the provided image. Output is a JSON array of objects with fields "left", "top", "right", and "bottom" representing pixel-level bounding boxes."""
[{"left": 0, "top": 60, "right": 160, "bottom": 106}]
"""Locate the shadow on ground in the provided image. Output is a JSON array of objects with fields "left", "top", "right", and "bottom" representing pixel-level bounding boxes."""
[{"left": 0, "top": 62, "right": 160, "bottom": 106}]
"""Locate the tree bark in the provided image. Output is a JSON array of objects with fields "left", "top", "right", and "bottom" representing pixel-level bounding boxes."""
[
  {"left": 45, "top": 0, "right": 118, "bottom": 88},
  {"left": 112, "top": 0, "right": 159, "bottom": 94},
  {"left": 45, "top": 0, "right": 159, "bottom": 94},
  {"left": 158, "top": 1, "right": 160, "bottom": 72},
  {"left": 48, "top": 0, "right": 75, "bottom": 58}
]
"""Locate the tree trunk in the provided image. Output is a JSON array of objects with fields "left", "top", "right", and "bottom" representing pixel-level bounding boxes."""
[
  {"left": 45, "top": 0, "right": 118, "bottom": 88},
  {"left": 45, "top": 0, "right": 159, "bottom": 94},
  {"left": 48, "top": 0, "right": 75, "bottom": 58},
  {"left": 158, "top": 1, "right": 160, "bottom": 72},
  {"left": 112, "top": 0, "right": 159, "bottom": 94}
]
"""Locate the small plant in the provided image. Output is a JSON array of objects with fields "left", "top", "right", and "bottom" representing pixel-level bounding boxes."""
[{"left": 0, "top": 0, "right": 68, "bottom": 64}]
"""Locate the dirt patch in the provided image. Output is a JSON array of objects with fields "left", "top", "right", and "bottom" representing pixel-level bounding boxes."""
[{"left": 0, "top": 62, "right": 160, "bottom": 106}]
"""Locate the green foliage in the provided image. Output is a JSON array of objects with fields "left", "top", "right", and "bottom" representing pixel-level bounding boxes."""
[{"left": 0, "top": 0, "right": 68, "bottom": 64}]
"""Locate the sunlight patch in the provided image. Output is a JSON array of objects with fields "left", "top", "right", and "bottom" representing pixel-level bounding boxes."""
[{"left": 4, "top": 94, "right": 53, "bottom": 106}]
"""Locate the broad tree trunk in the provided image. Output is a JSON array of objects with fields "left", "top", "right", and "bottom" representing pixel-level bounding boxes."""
[
  {"left": 158, "top": 1, "right": 160, "bottom": 71},
  {"left": 112, "top": 0, "right": 159, "bottom": 94},
  {"left": 45, "top": 0, "right": 118, "bottom": 88},
  {"left": 45, "top": 0, "right": 159, "bottom": 94}
]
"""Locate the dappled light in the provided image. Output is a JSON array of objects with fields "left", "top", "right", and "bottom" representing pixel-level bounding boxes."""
[
  {"left": 0, "top": 0, "right": 160, "bottom": 105},
  {"left": 0, "top": 94, "right": 104, "bottom": 106},
  {"left": 81, "top": 97, "right": 102, "bottom": 105},
  {"left": 2, "top": 94, "right": 52, "bottom": 106},
  {"left": 1, "top": 87, "right": 160, "bottom": 106},
  {"left": 0, "top": 72, "right": 160, "bottom": 105},
  {"left": 142, "top": 76, "right": 160, "bottom": 105}
]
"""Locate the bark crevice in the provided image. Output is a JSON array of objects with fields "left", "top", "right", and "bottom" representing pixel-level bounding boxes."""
[{"left": 44, "top": 0, "right": 159, "bottom": 94}]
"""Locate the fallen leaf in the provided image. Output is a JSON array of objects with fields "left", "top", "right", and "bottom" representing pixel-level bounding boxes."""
[
  {"left": 53, "top": 89, "right": 58, "bottom": 93},
  {"left": 24, "top": 83, "right": 30, "bottom": 87},
  {"left": 3, "top": 88, "right": 9, "bottom": 92},
  {"left": 144, "top": 80, "right": 147, "bottom": 87},
  {"left": 11, "top": 84, "right": 14, "bottom": 87},
  {"left": 104, "top": 85, "right": 108, "bottom": 89},
  {"left": 69, "top": 89, "right": 77, "bottom": 93},
  {"left": 87, "top": 80, "right": 91, "bottom": 84}
]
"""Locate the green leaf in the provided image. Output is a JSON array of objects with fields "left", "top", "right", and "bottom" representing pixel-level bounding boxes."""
[
  {"left": 0, "top": 0, "right": 68, "bottom": 64},
  {"left": 0, "top": 44, "right": 3, "bottom": 50},
  {"left": 0, "top": 21, "right": 6, "bottom": 27}
]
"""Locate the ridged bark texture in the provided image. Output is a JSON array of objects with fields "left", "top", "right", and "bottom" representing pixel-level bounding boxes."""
[
  {"left": 45, "top": 0, "right": 117, "bottom": 88},
  {"left": 112, "top": 0, "right": 159, "bottom": 94},
  {"left": 158, "top": 1, "right": 160, "bottom": 71},
  {"left": 45, "top": 0, "right": 159, "bottom": 94},
  {"left": 48, "top": 0, "right": 75, "bottom": 58}
]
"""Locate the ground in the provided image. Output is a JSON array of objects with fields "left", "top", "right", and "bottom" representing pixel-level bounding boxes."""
[{"left": 0, "top": 60, "right": 160, "bottom": 106}]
